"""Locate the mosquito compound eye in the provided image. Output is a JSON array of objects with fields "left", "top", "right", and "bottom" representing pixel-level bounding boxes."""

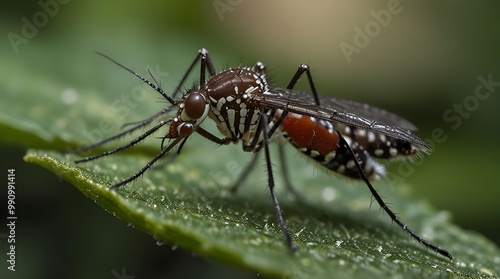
[
  {"left": 177, "top": 122, "right": 194, "bottom": 137},
  {"left": 184, "top": 93, "right": 206, "bottom": 119}
]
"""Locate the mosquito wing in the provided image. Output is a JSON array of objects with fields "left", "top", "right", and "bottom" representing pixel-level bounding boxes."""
[
  {"left": 252, "top": 88, "right": 430, "bottom": 150},
  {"left": 271, "top": 88, "right": 418, "bottom": 131}
]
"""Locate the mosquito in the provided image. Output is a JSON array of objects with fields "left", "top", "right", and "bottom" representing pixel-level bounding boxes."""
[{"left": 73, "top": 48, "right": 453, "bottom": 260}]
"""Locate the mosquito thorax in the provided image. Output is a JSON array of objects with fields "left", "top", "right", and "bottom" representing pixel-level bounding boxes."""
[{"left": 205, "top": 67, "right": 269, "bottom": 144}]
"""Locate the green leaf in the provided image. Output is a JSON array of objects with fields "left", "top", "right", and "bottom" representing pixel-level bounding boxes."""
[
  {"left": 5, "top": 37, "right": 499, "bottom": 279},
  {"left": 24, "top": 146, "right": 500, "bottom": 279}
]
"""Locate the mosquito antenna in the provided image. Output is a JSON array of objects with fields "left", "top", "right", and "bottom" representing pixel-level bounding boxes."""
[{"left": 96, "top": 52, "right": 176, "bottom": 105}]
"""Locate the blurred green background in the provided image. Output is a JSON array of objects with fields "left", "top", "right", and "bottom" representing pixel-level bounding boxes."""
[{"left": 1, "top": 1, "right": 499, "bottom": 278}]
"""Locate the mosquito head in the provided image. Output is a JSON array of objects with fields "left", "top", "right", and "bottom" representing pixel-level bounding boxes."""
[{"left": 166, "top": 89, "right": 210, "bottom": 138}]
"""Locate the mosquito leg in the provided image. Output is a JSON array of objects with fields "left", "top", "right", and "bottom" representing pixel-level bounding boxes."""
[
  {"left": 156, "top": 126, "right": 231, "bottom": 171},
  {"left": 173, "top": 48, "right": 216, "bottom": 98},
  {"left": 265, "top": 64, "right": 322, "bottom": 198},
  {"left": 75, "top": 120, "right": 170, "bottom": 163},
  {"left": 195, "top": 126, "right": 232, "bottom": 145},
  {"left": 69, "top": 109, "right": 170, "bottom": 155},
  {"left": 110, "top": 136, "right": 185, "bottom": 189},
  {"left": 171, "top": 53, "right": 202, "bottom": 98},
  {"left": 229, "top": 152, "right": 260, "bottom": 193},
  {"left": 120, "top": 107, "right": 171, "bottom": 130},
  {"left": 198, "top": 48, "right": 216, "bottom": 89},
  {"left": 277, "top": 144, "right": 308, "bottom": 204},
  {"left": 229, "top": 108, "right": 266, "bottom": 191},
  {"left": 229, "top": 108, "right": 268, "bottom": 192},
  {"left": 267, "top": 111, "right": 288, "bottom": 142},
  {"left": 226, "top": 114, "right": 289, "bottom": 195},
  {"left": 260, "top": 113, "right": 297, "bottom": 252},
  {"left": 151, "top": 152, "right": 178, "bottom": 170},
  {"left": 261, "top": 65, "right": 317, "bottom": 195},
  {"left": 158, "top": 48, "right": 216, "bottom": 98},
  {"left": 338, "top": 133, "right": 453, "bottom": 261},
  {"left": 287, "top": 64, "right": 320, "bottom": 105}
]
